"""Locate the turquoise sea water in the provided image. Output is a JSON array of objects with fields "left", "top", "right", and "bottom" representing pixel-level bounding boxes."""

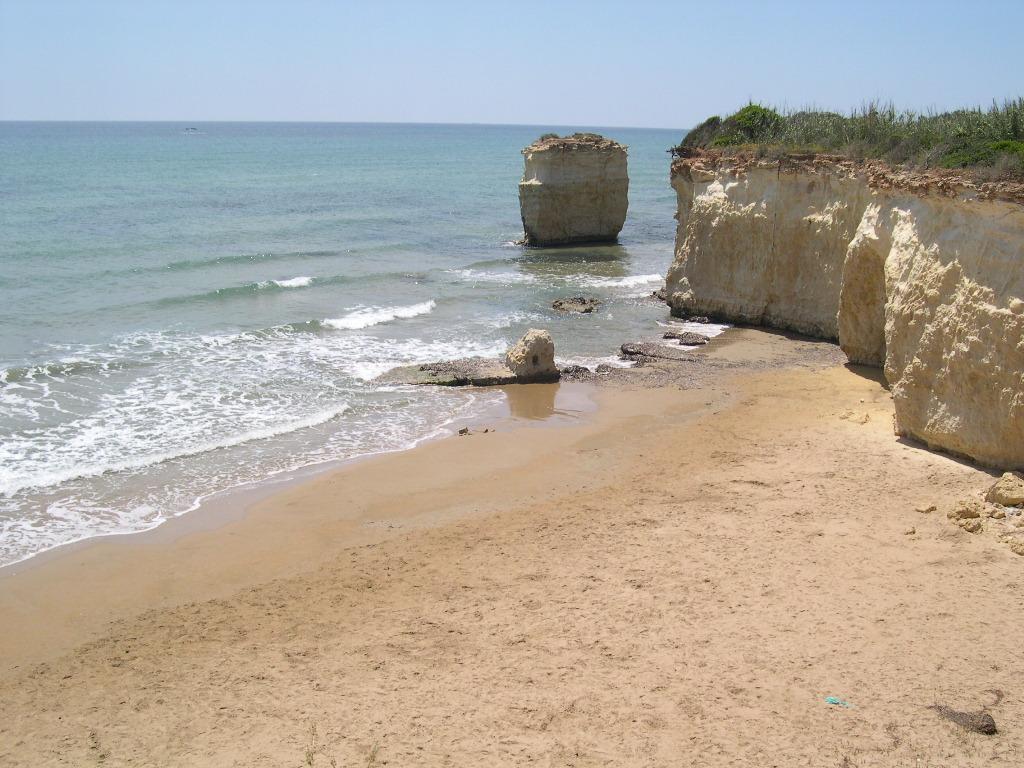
[{"left": 0, "top": 122, "right": 689, "bottom": 566}]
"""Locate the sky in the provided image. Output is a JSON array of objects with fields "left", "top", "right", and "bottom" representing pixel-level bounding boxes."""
[{"left": 1, "top": 0, "right": 1021, "bottom": 129}]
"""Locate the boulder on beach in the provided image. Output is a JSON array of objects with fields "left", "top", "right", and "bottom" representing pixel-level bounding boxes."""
[
  {"left": 986, "top": 472, "right": 1024, "bottom": 507},
  {"left": 505, "top": 329, "right": 558, "bottom": 381},
  {"left": 552, "top": 296, "right": 601, "bottom": 314},
  {"left": 518, "top": 133, "right": 628, "bottom": 246}
]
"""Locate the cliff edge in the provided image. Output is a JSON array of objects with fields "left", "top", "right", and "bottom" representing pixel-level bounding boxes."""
[
  {"left": 667, "top": 151, "right": 1024, "bottom": 469},
  {"left": 519, "top": 133, "right": 628, "bottom": 246}
]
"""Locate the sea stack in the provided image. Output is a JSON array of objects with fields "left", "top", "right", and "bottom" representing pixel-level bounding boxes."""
[{"left": 518, "top": 133, "right": 628, "bottom": 246}]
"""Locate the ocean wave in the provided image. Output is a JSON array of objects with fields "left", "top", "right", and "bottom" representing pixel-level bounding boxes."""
[
  {"left": 165, "top": 275, "right": 323, "bottom": 304},
  {"left": 261, "top": 275, "right": 314, "bottom": 289},
  {"left": 0, "top": 357, "right": 130, "bottom": 385},
  {"left": 163, "top": 249, "right": 342, "bottom": 272},
  {"left": 449, "top": 268, "right": 538, "bottom": 285},
  {"left": 657, "top": 319, "right": 732, "bottom": 339},
  {"left": 0, "top": 404, "right": 350, "bottom": 498},
  {"left": 143, "top": 271, "right": 432, "bottom": 311},
  {"left": 576, "top": 273, "right": 664, "bottom": 288},
  {"left": 345, "top": 336, "right": 507, "bottom": 381},
  {"left": 322, "top": 300, "right": 436, "bottom": 330},
  {"left": 557, "top": 355, "right": 636, "bottom": 371},
  {"left": 486, "top": 310, "right": 545, "bottom": 330}
]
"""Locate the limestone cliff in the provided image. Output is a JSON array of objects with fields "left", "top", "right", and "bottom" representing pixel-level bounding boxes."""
[
  {"left": 519, "top": 133, "right": 628, "bottom": 246},
  {"left": 667, "top": 153, "right": 1024, "bottom": 469}
]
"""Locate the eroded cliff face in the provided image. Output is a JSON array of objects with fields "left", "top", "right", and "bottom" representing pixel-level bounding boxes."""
[
  {"left": 667, "top": 155, "right": 1024, "bottom": 469},
  {"left": 519, "top": 134, "right": 628, "bottom": 246},
  {"left": 666, "top": 166, "right": 869, "bottom": 338}
]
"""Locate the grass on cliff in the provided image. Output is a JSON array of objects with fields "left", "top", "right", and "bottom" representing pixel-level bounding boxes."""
[{"left": 674, "top": 100, "right": 1024, "bottom": 178}]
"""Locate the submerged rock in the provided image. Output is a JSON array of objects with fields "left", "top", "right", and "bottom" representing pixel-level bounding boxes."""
[
  {"left": 552, "top": 296, "right": 601, "bottom": 314},
  {"left": 519, "top": 133, "right": 628, "bottom": 246},
  {"left": 505, "top": 329, "right": 558, "bottom": 381}
]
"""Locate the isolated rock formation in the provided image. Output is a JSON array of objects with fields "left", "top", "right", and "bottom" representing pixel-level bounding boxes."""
[
  {"left": 505, "top": 329, "right": 558, "bottom": 380},
  {"left": 519, "top": 133, "right": 628, "bottom": 246},
  {"left": 667, "top": 153, "right": 1024, "bottom": 469}
]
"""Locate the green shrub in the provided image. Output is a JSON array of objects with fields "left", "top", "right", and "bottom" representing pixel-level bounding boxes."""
[
  {"left": 672, "top": 98, "right": 1024, "bottom": 177},
  {"left": 729, "top": 104, "right": 783, "bottom": 142},
  {"left": 681, "top": 116, "right": 722, "bottom": 148}
]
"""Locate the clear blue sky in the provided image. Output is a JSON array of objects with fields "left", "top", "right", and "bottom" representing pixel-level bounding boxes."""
[{"left": 1, "top": 0, "right": 1020, "bottom": 128}]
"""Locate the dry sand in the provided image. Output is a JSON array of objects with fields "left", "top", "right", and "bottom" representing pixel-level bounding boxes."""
[{"left": 1, "top": 329, "right": 1021, "bottom": 767}]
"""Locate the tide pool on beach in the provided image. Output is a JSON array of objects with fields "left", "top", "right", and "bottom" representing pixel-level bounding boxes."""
[{"left": 0, "top": 121, "right": 684, "bottom": 566}]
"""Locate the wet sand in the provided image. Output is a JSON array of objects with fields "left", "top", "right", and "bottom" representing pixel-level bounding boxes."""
[{"left": 1, "top": 329, "right": 1022, "bottom": 767}]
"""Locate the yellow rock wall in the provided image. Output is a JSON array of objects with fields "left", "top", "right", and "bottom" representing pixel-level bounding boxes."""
[{"left": 667, "top": 160, "right": 1024, "bottom": 469}]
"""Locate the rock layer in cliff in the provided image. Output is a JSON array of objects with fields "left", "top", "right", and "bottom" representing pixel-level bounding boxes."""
[{"left": 519, "top": 133, "right": 628, "bottom": 246}]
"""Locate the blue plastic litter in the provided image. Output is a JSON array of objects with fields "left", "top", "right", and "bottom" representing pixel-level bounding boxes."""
[{"left": 825, "top": 696, "right": 852, "bottom": 708}]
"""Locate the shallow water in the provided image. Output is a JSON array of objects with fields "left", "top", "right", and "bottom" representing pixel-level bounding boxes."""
[{"left": 0, "top": 122, "right": 688, "bottom": 566}]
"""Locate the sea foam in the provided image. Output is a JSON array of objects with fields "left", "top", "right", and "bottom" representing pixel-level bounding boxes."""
[
  {"left": 322, "top": 300, "right": 437, "bottom": 330},
  {"left": 268, "top": 275, "right": 314, "bottom": 288},
  {"left": 578, "top": 273, "right": 664, "bottom": 288}
]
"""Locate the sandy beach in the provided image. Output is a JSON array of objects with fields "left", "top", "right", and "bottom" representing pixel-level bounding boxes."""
[{"left": 1, "top": 328, "right": 1022, "bottom": 767}]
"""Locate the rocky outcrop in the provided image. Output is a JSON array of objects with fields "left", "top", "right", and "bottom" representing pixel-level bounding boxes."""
[
  {"left": 667, "top": 153, "right": 1024, "bottom": 469},
  {"left": 519, "top": 133, "right": 628, "bottom": 246},
  {"left": 379, "top": 330, "right": 559, "bottom": 386},
  {"left": 662, "top": 330, "right": 710, "bottom": 345},
  {"left": 377, "top": 358, "right": 521, "bottom": 387},
  {"left": 505, "top": 329, "right": 558, "bottom": 380}
]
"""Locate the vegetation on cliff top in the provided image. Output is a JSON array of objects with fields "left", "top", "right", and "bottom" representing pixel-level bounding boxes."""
[
  {"left": 674, "top": 100, "right": 1024, "bottom": 178},
  {"left": 529, "top": 132, "right": 623, "bottom": 151}
]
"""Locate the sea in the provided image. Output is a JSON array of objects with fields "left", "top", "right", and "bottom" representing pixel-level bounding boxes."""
[{"left": 0, "top": 121, "right": 709, "bottom": 567}]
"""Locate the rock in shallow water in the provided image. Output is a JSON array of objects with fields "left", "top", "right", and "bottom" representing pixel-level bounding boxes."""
[
  {"left": 662, "top": 330, "right": 710, "bottom": 345},
  {"left": 552, "top": 296, "right": 601, "bottom": 314},
  {"left": 376, "top": 358, "right": 519, "bottom": 387},
  {"left": 377, "top": 330, "right": 559, "bottom": 387}
]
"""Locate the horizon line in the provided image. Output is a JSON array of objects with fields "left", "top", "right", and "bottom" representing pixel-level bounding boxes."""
[{"left": 0, "top": 118, "right": 689, "bottom": 132}]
